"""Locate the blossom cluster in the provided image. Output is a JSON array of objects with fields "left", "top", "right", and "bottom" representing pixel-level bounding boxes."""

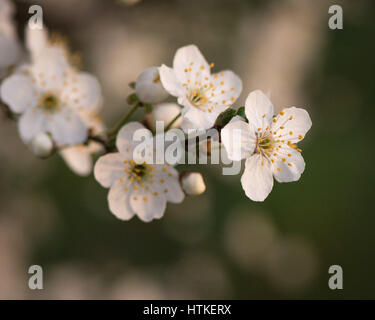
[{"left": 0, "top": 0, "right": 312, "bottom": 222}]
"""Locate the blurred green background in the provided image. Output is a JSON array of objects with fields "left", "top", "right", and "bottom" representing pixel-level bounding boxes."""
[{"left": 0, "top": 0, "right": 374, "bottom": 299}]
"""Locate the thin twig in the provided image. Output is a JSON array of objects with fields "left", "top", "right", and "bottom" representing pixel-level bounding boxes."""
[
  {"left": 165, "top": 112, "right": 181, "bottom": 131},
  {"left": 107, "top": 102, "right": 140, "bottom": 139}
]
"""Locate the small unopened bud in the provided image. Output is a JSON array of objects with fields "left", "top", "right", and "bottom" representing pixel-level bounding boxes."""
[
  {"left": 146, "top": 103, "right": 182, "bottom": 131},
  {"left": 30, "top": 133, "right": 54, "bottom": 158},
  {"left": 135, "top": 67, "right": 169, "bottom": 104},
  {"left": 181, "top": 172, "right": 206, "bottom": 196}
]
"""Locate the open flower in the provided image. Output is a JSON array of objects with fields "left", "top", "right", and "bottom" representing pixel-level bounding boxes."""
[
  {"left": 0, "top": 38, "right": 101, "bottom": 145},
  {"left": 159, "top": 44, "right": 242, "bottom": 131},
  {"left": 221, "top": 90, "right": 312, "bottom": 201},
  {"left": 94, "top": 122, "right": 185, "bottom": 222}
]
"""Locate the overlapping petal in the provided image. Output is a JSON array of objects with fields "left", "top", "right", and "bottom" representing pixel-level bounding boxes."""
[
  {"left": 47, "top": 109, "right": 87, "bottom": 145},
  {"left": 0, "top": 74, "right": 38, "bottom": 113},
  {"left": 129, "top": 185, "right": 167, "bottom": 222},
  {"left": 61, "top": 72, "right": 102, "bottom": 111},
  {"left": 245, "top": 90, "right": 274, "bottom": 133},
  {"left": 116, "top": 122, "right": 151, "bottom": 156},
  {"left": 108, "top": 179, "right": 136, "bottom": 221},
  {"left": 152, "top": 165, "right": 185, "bottom": 204},
  {"left": 182, "top": 106, "right": 213, "bottom": 130},
  {"left": 159, "top": 64, "right": 185, "bottom": 98},
  {"left": 221, "top": 118, "right": 256, "bottom": 161},
  {"left": 25, "top": 26, "right": 48, "bottom": 60},
  {"left": 18, "top": 107, "right": 47, "bottom": 143},
  {"left": 271, "top": 107, "right": 312, "bottom": 144},
  {"left": 172, "top": 44, "right": 210, "bottom": 84},
  {"left": 28, "top": 46, "right": 72, "bottom": 90},
  {"left": 271, "top": 146, "right": 305, "bottom": 183},
  {"left": 241, "top": 154, "right": 274, "bottom": 202},
  {"left": 210, "top": 70, "right": 242, "bottom": 107}
]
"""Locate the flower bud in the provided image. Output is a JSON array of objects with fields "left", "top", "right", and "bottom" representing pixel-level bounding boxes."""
[
  {"left": 181, "top": 172, "right": 206, "bottom": 196},
  {"left": 135, "top": 67, "right": 169, "bottom": 104},
  {"left": 30, "top": 133, "right": 54, "bottom": 158},
  {"left": 145, "top": 102, "right": 182, "bottom": 131}
]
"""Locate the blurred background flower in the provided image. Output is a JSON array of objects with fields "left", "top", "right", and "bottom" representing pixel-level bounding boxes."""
[{"left": 0, "top": 0, "right": 374, "bottom": 299}]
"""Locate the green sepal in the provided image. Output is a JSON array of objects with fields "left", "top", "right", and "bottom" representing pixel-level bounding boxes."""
[{"left": 127, "top": 93, "right": 139, "bottom": 104}]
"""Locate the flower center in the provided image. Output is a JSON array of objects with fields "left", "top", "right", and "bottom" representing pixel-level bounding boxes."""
[
  {"left": 126, "top": 162, "right": 153, "bottom": 182},
  {"left": 256, "top": 134, "right": 275, "bottom": 154},
  {"left": 187, "top": 88, "right": 208, "bottom": 109},
  {"left": 39, "top": 93, "right": 60, "bottom": 113},
  {"left": 132, "top": 164, "right": 148, "bottom": 178}
]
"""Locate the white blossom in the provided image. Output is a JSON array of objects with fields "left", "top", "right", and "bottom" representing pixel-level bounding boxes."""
[
  {"left": 0, "top": 33, "right": 102, "bottom": 146},
  {"left": 221, "top": 90, "right": 312, "bottom": 201},
  {"left": 135, "top": 66, "right": 169, "bottom": 104},
  {"left": 94, "top": 122, "right": 185, "bottom": 222},
  {"left": 159, "top": 44, "right": 242, "bottom": 131}
]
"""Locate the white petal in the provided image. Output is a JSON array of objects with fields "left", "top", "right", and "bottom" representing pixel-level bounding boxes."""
[
  {"left": 221, "top": 118, "right": 256, "bottom": 161},
  {"left": 210, "top": 70, "right": 242, "bottom": 107},
  {"left": 0, "top": 74, "right": 38, "bottom": 113},
  {"left": 271, "top": 107, "right": 312, "bottom": 143},
  {"left": 47, "top": 110, "right": 87, "bottom": 145},
  {"left": 164, "top": 177, "right": 185, "bottom": 203},
  {"left": 180, "top": 118, "right": 195, "bottom": 133},
  {"left": 94, "top": 152, "right": 127, "bottom": 188},
  {"left": 130, "top": 186, "right": 167, "bottom": 222},
  {"left": 18, "top": 108, "right": 47, "bottom": 143},
  {"left": 61, "top": 72, "right": 102, "bottom": 110},
  {"left": 60, "top": 145, "right": 93, "bottom": 177},
  {"left": 204, "top": 104, "right": 226, "bottom": 126},
  {"left": 271, "top": 147, "right": 305, "bottom": 183},
  {"left": 159, "top": 64, "right": 185, "bottom": 97},
  {"left": 172, "top": 44, "right": 210, "bottom": 84},
  {"left": 108, "top": 179, "right": 136, "bottom": 221},
  {"left": 183, "top": 106, "right": 213, "bottom": 130},
  {"left": 116, "top": 122, "right": 150, "bottom": 155},
  {"left": 25, "top": 26, "right": 48, "bottom": 59},
  {"left": 152, "top": 165, "right": 184, "bottom": 203},
  {"left": 29, "top": 47, "right": 71, "bottom": 90},
  {"left": 245, "top": 90, "right": 274, "bottom": 133},
  {"left": 241, "top": 154, "right": 274, "bottom": 202}
]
